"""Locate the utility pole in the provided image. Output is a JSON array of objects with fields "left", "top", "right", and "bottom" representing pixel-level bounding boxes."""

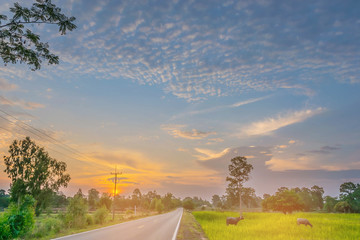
[{"left": 110, "top": 166, "right": 121, "bottom": 221}]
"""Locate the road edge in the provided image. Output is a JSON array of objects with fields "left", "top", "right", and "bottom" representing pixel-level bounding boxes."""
[{"left": 172, "top": 208, "right": 184, "bottom": 240}]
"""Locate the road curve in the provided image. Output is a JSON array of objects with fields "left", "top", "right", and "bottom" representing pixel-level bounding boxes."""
[{"left": 53, "top": 208, "right": 183, "bottom": 240}]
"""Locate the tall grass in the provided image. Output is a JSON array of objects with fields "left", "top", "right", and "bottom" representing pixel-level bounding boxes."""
[{"left": 193, "top": 211, "right": 360, "bottom": 240}]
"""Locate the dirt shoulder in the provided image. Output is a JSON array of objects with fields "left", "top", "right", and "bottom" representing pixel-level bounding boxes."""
[{"left": 176, "top": 210, "right": 208, "bottom": 240}]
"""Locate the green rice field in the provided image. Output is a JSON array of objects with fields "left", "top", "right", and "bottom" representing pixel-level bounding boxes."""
[{"left": 193, "top": 211, "right": 360, "bottom": 240}]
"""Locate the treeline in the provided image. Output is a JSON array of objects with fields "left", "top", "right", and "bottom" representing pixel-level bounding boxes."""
[
  {"left": 211, "top": 187, "right": 261, "bottom": 210},
  {"left": 262, "top": 182, "right": 360, "bottom": 214},
  {"left": 209, "top": 181, "right": 360, "bottom": 214},
  {"left": 262, "top": 185, "right": 324, "bottom": 214}
]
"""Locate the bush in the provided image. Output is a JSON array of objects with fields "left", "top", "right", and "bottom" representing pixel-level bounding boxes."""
[
  {"left": 64, "top": 195, "right": 88, "bottom": 228},
  {"left": 183, "top": 199, "right": 195, "bottom": 211},
  {"left": 155, "top": 199, "right": 164, "bottom": 213},
  {"left": 94, "top": 207, "right": 109, "bottom": 224},
  {"left": 86, "top": 214, "right": 94, "bottom": 225},
  {"left": 31, "top": 217, "right": 63, "bottom": 238},
  {"left": 0, "top": 195, "right": 35, "bottom": 240},
  {"left": 126, "top": 209, "right": 134, "bottom": 215}
]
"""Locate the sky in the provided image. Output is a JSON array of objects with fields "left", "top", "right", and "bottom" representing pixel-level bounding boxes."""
[{"left": 0, "top": 0, "right": 360, "bottom": 200}]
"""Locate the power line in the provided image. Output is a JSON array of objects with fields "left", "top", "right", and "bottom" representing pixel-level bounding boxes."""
[
  {"left": 0, "top": 124, "right": 83, "bottom": 163},
  {"left": 0, "top": 108, "right": 84, "bottom": 157},
  {"left": 0, "top": 108, "right": 94, "bottom": 163}
]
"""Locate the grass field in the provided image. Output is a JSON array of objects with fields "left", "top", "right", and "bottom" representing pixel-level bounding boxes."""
[{"left": 193, "top": 211, "right": 360, "bottom": 240}]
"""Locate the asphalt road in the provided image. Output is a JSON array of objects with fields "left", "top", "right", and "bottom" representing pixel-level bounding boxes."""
[{"left": 53, "top": 208, "right": 183, "bottom": 240}]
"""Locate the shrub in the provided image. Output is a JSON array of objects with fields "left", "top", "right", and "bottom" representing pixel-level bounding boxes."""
[
  {"left": 0, "top": 195, "right": 35, "bottom": 240},
  {"left": 94, "top": 207, "right": 109, "bottom": 224},
  {"left": 126, "top": 209, "right": 134, "bottom": 215},
  {"left": 31, "top": 217, "right": 63, "bottom": 238},
  {"left": 155, "top": 199, "right": 164, "bottom": 213},
  {"left": 64, "top": 195, "right": 88, "bottom": 228},
  {"left": 86, "top": 214, "right": 94, "bottom": 225},
  {"left": 183, "top": 199, "right": 195, "bottom": 211}
]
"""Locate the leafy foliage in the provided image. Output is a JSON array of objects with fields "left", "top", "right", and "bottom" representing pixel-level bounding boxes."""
[
  {"left": 183, "top": 199, "right": 195, "bottom": 210},
  {"left": 262, "top": 188, "right": 304, "bottom": 214},
  {"left": 226, "top": 156, "right": 253, "bottom": 215},
  {"left": 0, "top": 195, "right": 35, "bottom": 240},
  {"left": 155, "top": 199, "right": 164, "bottom": 213},
  {"left": 323, "top": 196, "right": 338, "bottom": 212},
  {"left": 339, "top": 182, "right": 360, "bottom": 213},
  {"left": 226, "top": 156, "right": 253, "bottom": 188},
  {"left": 94, "top": 206, "right": 109, "bottom": 224},
  {"left": 0, "top": 0, "right": 76, "bottom": 70},
  {"left": 0, "top": 189, "right": 10, "bottom": 210},
  {"left": 64, "top": 192, "right": 88, "bottom": 228},
  {"left": 88, "top": 188, "right": 100, "bottom": 211},
  {"left": 3, "top": 137, "right": 70, "bottom": 216}
]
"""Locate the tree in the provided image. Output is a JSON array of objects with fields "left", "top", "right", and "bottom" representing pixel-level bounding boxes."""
[
  {"left": 0, "top": 0, "right": 76, "bottom": 70},
  {"left": 3, "top": 137, "right": 71, "bottom": 216},
  {"left": 262, "top": 189, "right": 304, "bottom": 214},
  {"left": 131, "top": 188, "right": 142, "bottom": 207},
  {"left": 88, "top": 188, "right": 100, "bottom": 211},
  {"left": 98, "top": 193, "right": 112, "bottom": 211},
  {"left": 65, "top": 192, "right": 88, "bottom": 228},
  {"left": 211, "top": 194, "right": 222, "bottom": 208},
  {"left": 50, "top": 191, "right": 67, "bottom": 208},
  {"left": 226, "top": 156, "right": 253, "bottom": 217},
  {"left": 183, "top": 199, "right": 195, "bottom": 211},
  {"left": 323, "top": 196, "right": 338, "bottom": 212},
  {"left": 339, "top": 182, "right": 360, "bottom": 213},
  {"left": 311, "top": 185, "right": 324, "bottom": 210},
  {"left": 162, "top": 193, "right": 174, "bottom": 211},
  {"left": 0, "top": 189, "right": 10, "bottom": 210},
  {"left": 334, "top": 201, "right": 351, "bottom": 213}
]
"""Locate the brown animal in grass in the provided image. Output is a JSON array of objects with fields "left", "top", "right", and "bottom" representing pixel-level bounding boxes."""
[
  {"left": 297, "top": 218, "right": 313, "bottom": 228},
  {"left": 226, "top": 216, "right": 244, "bottom": 226}
]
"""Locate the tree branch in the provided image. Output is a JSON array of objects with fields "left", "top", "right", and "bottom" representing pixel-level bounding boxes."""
[{"left": 0, "top": 21, "right": 59, "bottom": 29}]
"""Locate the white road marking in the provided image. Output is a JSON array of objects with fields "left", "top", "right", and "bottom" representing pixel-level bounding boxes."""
[{"left": 171, "top": 209, "right": 183, "bottom": 240}]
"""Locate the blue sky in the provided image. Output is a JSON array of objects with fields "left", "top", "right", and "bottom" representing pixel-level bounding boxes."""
[{"left": 0, "top": 0, "right": 360, "bottom": 199}]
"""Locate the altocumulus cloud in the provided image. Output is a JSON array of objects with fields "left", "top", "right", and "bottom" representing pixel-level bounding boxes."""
[{"left": 15, "top": 0, "right": 359, "bottom": 101}]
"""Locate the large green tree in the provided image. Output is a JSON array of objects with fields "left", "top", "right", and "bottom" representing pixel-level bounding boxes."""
[
  {"left": 339, "top": 182, "right": 360, "bottom": 213},
  {"left": 0, "top": 0, "right": 76, "bottom": 70},
  {"left": 226, "top": 156, "right": 253, "bottom": 217},
  {"left": 3, "top": 137, "right": 70, "bottom": 216},
  {"left": 262, "top": 188, "right": 304, "bottom": 214}
]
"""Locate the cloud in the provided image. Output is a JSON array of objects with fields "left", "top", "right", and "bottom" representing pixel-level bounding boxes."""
[
  {"left": 171, "top": 96, "right": 269, "bottom": 120},
  {"left": 107, "top": 177, "right": 128, "bottom": 183},
  {"left": 194, "top": 148, "right": 230, "bottom": 161},
  {"left": 0, "top": 96, "right": 45, "bottom": 110},
  {"left": 280, "top": 85, "right": 316, "bottom": 97},
  {"left": 122, "top": 181, "right": 139, "bottom": 185},
  {"left": 241, "top": 107, "right": 325, "bottom": 136},
  {"left": 17, "top": 0, "right": 358, "bottom": 102},
  {"left": 161, "top": 124, "right": 216, "bottom": 140},
  {"left": 265, "top": 156, "right": 317, "bottom": 171},
  {"left": 308, "top": 145, "right": 341, "bottom": 155},
  {"left": 0, "top": 79, "right": 17, "bottom": 91}
]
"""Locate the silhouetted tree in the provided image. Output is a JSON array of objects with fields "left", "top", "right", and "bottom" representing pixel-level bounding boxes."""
[
  {"left": 226, "top": 156, "right": 253, "bottom": 217},
  {"left": 0, "top": 0, "right": 76, "bottom": 70},
  {"left": 88, "top": 188, "right": 100, "bottom": 211}
]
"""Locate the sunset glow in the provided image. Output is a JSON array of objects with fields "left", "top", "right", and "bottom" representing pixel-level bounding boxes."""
[{"left": 0, "top": 0, "right": 360, "bottom": 201}]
